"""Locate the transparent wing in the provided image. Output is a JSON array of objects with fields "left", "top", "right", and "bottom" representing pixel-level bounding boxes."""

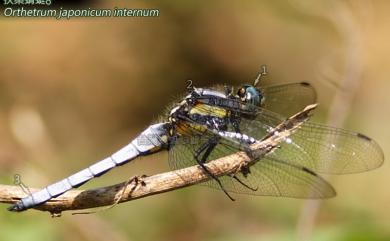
[
  {"left": 202, "top": 82, "right": 316, "bottom": 117},
  {"left": 238, "top": 107, "right": 384, "bottom": 174},
  {"left": 273, "top": 122, "right": 385, "bottom": 174},
  {"left": 205, "top": 156, "right": 336, "bottom": 198},
  {"left": 186, "top": 98, "right": 384, "bottom": 174},
  {"left": 168, "top": 127, "right": 336, "bottom": 198},
  {"left": 261, "top": 82, "right": 317, "bottom": 117}
]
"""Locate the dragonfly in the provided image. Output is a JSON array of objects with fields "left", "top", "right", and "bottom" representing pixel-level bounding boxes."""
[{"left": 8, "top": 74, "right": 384, "bottom": 212}]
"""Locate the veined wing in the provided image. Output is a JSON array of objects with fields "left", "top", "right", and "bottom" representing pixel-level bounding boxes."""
[
  {"left": 198, "top": 82, "right": 316, "bottom": 117},
  {"left": 192, "top": 97, "right": 384, "bottom": 174},
  {"left": 206, "top": 156, "right": 336, "bottom": 198},
  {"left": 271, "top": 122, "right": 384, "bottom": 174},
  {"left": 238, "top": 106, "right": 384, "bottom": 174},
  {"left": 168, "top": 121, "right": 336, "bottom": 198},
  {"left": 261, "top": 82, "right": 317, "bottom": 117}
]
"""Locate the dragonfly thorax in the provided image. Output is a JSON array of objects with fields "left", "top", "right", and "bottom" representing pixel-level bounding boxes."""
[{"left": 168, "top": 88, "right": 235, "bottom": 136}]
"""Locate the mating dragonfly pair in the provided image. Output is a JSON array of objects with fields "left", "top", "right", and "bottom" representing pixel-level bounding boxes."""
[{"left": 9, "top": 74, "right": 384, "bottom": 212}]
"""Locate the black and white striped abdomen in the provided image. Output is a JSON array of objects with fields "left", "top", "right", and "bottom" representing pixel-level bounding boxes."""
[{"left": 217, "top": 131, "right": 256, "bottom": 145}]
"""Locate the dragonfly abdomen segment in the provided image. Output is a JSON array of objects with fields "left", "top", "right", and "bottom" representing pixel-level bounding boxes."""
[
  {"left": 9, "top": 153, "right": 139, "bottom": 211},
  {"left": 8, "top": 123, "right": 170, "bottom": 212},
  {"left": 217, "top": 131, "right": 256, "bottom": 145}
]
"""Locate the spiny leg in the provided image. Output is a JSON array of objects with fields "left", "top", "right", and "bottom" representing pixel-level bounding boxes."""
[
  {"left": 231, "top": 175, "right": 258, "bottom": 192},
  {"left": 127, "top": 174, "right": 148, "bottom": 195},
  {"left": 229, "top": 162, "right": 258, "bottom": 192},
  {"left": 194, "top": 139, "right": 213, "bottom": 159},
  {"left": 194, "top": 138, "right": 235, "bottom": 201}
]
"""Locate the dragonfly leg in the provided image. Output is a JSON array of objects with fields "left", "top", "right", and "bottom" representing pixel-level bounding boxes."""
[
  {"left": 109, "top": 174, "right": 148, "bottom": 205},
  {"left": 231, "top": 175, "right": 258, "bottom": 192},
  {"left": 194, "top": 139, "right": 213, "bottom": 159},
  {"left": 229, "top": 162, "right": 258, "bottom": 192},
  {"left": 194, "top": 138, "right": 235, "bottom": 201},
  {"left": 240, "top": 164, "right": 251, "bottom": 177},
  {"left": 127, "top": 174, "right": 148, "bottom": 195}
]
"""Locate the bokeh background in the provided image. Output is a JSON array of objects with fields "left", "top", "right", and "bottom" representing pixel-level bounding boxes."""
[{"left": 0, "top": 1, "right": 389, "bottom": 241}]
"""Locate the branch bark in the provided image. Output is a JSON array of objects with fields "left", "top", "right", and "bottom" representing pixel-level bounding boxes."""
[
  {"left": 0, "top": 151, "right": 250, "bottom": 214},
  {"left": 0, "top": 104, "right": 317, "bottom": 215}
]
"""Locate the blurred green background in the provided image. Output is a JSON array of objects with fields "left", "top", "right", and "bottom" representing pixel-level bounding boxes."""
[{"left": 0, "top": 1, "right": 389, "bottom": 241}]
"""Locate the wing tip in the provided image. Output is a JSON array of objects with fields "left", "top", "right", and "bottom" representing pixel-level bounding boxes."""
[
  {"left": 300, "top": 81, "right": 311, "bottom": 86},
  {"left": 356, "top": 132, "right": 385, "bottom": 169},
  {"left": 356, "top": 132, "right": 372, "bottom": 141},
  {"left": 300, "top": 166, "right": 337, "bottom": 198},
  {"left": 300, "top": 81, "right": 317, "bottom": 102},
  {"left": 324, "top": 185, "right": 337, "bottom": 198}
]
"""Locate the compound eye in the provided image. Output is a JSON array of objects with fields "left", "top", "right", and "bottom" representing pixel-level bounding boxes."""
[
  {"left": 238, "top": 87, "right": 246, "bottom": 98},
  {"left": 245, "top": 91, "right": 252, "bottom": 100}
]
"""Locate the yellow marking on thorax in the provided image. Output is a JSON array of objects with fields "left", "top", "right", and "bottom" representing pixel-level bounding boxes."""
[
  {"left": 176, "top": 122, "right": 207, "bottom": 136},
  {"left": 189, "top": 103, "right": 228, "bottom": 118}
]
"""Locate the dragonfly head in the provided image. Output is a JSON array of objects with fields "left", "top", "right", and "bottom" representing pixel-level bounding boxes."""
[{"left": 237, "top": 84, "right": 264, "bottom": 107}]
